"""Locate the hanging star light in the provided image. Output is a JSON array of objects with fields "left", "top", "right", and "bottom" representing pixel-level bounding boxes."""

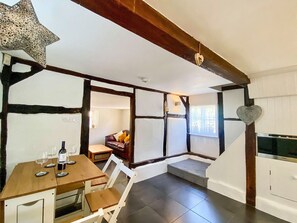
[{"left": 0, "top": 0, "right": 59, "bottom": 67}]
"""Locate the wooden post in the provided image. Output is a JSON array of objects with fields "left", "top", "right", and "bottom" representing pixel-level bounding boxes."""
[
  {"left": 217, "top": 92, "right": 225, "bottom": 154},
  {"left": 163, "top": 93, "right": 168, "bottom": 156},
  {"left": 0, "top": 64, "right": 11, "bottom": 191},
  {"left": 244, "top": 86, "right": 256, "bottom": 206},
  {"left": 129, "top": 88, "right": 136, "bottom": 164},
  {"left": 185, "top": 97, "right": 191, "bottom": 152},
  {"left": 80, "top": 80, "right": 91, "bottom": 156}
]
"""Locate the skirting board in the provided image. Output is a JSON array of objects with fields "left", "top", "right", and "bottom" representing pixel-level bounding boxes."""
[
  {"left": 133, "top": 155, "right": 189, "bottom": 183},
  {"left": 256, "top": 197, "right": 297, "bottom": 223},
  {"left": 207, "top": 179, "right": 246, "bottom": 204}
]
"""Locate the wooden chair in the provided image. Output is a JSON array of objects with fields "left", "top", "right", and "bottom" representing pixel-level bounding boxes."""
[
  {"left": 90, "top": 154, "right": 123, "bottom": 191},
  {"left": 71, "top": 208, "right": 104, "bottom": 223},
  {"left": 85, "top": 163, "right": 137, "bottom": 223}
]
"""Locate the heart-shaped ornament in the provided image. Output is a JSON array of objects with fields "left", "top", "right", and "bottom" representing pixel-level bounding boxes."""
[{"left": 236, "top": 105, "right": 262, "bottom": 125}]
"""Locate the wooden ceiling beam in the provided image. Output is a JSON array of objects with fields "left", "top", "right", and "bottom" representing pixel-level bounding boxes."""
[{"left": 71, "top": 0, "right": 250, "bottom": 85}]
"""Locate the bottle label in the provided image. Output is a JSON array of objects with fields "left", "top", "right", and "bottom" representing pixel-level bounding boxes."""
[{"left": 59, "top": 154, "right": 67, "bottom": 163}]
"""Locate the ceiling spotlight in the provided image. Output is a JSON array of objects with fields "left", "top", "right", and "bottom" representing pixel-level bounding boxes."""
[{"left": 138, "top": 76, "right": 150, "bottom": 83}]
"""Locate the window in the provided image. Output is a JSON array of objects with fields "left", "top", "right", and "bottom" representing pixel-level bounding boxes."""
[{"left": 190, "top": 105, "right": 217, "bottom": 137}]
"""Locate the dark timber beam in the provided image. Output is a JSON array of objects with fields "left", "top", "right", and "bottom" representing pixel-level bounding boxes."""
[
  {"left": 185, "top": 97, "right": 191, "bottom": 152},
  {"left": 217, "top": 93, "right": 225, "bottom": 155},
  {"left": 71, "top": 0, "right": 250, "bottom": 85},
  {"left": 80, "top": 80, "right": 91, "bottom": 156},
  {"left": 8, "top": 104, "right": 81, "bottom": 114},
  {"left": 244, "top": 86, "right": 256, "bottom": 206}
]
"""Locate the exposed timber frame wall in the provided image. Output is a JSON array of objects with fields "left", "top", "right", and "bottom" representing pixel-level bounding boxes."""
[
  {"left": 0, "top": 56, "right": 193, "bottom": 189},
  {"left": 0, "top": 58, "right": 44, "bottom": 190}
]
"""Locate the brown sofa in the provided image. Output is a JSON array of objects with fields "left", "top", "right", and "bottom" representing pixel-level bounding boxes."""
[{"left": 105, "top": 130, "right": 130, "bottom": 160}]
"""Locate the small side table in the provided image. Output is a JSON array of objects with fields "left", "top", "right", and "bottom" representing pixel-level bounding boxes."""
[{"left": 88, "top": 144, "right": 113, "bottom": 163}]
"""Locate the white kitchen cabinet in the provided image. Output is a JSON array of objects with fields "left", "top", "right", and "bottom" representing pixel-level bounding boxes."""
[{"left": 4, "top": 189, "right": 55, "bottom": 223}]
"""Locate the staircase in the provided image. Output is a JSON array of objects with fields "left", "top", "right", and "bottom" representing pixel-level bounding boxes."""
[{"left": 168, "top": 159, "right": 210, "bottom": 188}]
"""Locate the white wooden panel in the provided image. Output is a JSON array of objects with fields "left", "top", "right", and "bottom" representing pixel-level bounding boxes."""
[
  {"left": 190, "top": 135, "right": 219, "bottom": 158},
  {"left": 270, "top": 160, "right": 297, "bottom": 202},
  {"left": 9, "top": 70, "right": 83, "bottom": 107},
  {"left": 136, "top": 89, "right": 164, "bottom": 116},
  {"left": 255, "top": 96, "right": 297, "bottom": 135},
  {"left": 167, "top": 94, "right": 185, "bottom": 115},
  {"left": 249, "top": 71, "right": 297, "bottom": 99},
  {"left": 5, "top": 189, "right": 55, "bottom": 223},
  {"left": 7, "top": 114, "right": 81, "bottom": 177},
  {"left": 223, "top": 89, "right": 244, "bottom": 118},
  {"left": 134, "top": 119, "right": 164, "bottom": 162},
  {"left": 224, "top": 121, "right": 245, "bottom": 149},
  {"left": 166, "top": 118, "right": 187, "bottom": 156}
]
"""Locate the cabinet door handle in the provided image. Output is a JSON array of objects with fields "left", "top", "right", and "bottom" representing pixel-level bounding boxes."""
[
  {"left": 292, "top": 176, "right": 297, "bottom": 180},
  {"left": 21, "top": 200, "right": 40, "bottom": 206}
]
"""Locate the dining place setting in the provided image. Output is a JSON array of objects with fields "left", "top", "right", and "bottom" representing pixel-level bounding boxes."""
[{"left": 35, "top": 143, "right": 78, "bottom": 178}]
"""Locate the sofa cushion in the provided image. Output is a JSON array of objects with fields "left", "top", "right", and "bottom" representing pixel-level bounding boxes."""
[
  {"left": 114, "top": 131, "right": 123, "bottom": 141},
  {"left": 118, "top": 132, "right": 127, "bottom": 143},
  {"left": 107, "top": 141, "right": 125, "bottom": 151}
]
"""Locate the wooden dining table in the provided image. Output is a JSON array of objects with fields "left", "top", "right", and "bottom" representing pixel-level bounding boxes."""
[{"left": 0, "top": 155, "right": 105, "bottom": 223}]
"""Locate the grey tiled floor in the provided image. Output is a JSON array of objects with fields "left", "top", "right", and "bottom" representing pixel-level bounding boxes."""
[{"left": 116, "top": 173, "right": 288, "bottom": 223}]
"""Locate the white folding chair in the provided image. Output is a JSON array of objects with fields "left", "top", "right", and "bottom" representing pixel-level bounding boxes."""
[
  {"left": 91, "top": 154, "right": 123, "bottom": 191},
  {"left": 71, "top": 208, "right": 104, "bottom": 223},
  {"left": 85, "top": 163, "right": 137, "bottom": 223}
]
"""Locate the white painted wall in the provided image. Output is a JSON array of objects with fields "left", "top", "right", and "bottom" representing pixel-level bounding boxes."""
[
  {"left": 249, "top": 71, "right": 297, "bottom": 222},
  {"left": 223, "top": 89, "right": 244, "bottom": 118},
  {"left": 135, "top": 89, "right": 164, "bottom": 117},
  {"left": 166, "top": 118, "right": 187, "bottom": 156},
  {"left": 9, "top": 70, "right": 83, "bottom": 107},
  {"left": 189, "top": 93, "right": 219, "bottom": 157},
  {"left": 223, "top": 89, "right": 245, "bottom": 149},
  {"left": 134, "top": 119, "right": 164, "bottom": 162},
  {"left": 89, "top": 108, "right": 126, "bottom": 145},
  {"left": 190, "top": 136, "right": 219, "bottom": 158},
  {"left": 167, "top": 94, "right": 185, "bottom": 115},
  {"left": 206, "top": 133, "right": 246, "bottom": 203},
  {"left": 121, "top": 109, "right": 130, "bottom": 130}
]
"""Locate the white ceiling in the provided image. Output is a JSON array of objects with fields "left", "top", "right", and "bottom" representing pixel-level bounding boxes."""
[
  {"left": 91, "top": 92, "right": 130, "bottom": 109},
  {"left": 1, "top": 0, "right": 231, "bottom": 96},
  {"left": 144, "top": 0, "right": 297, "bottom": 76}
]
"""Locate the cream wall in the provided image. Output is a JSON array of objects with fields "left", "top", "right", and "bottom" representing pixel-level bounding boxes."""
[
  {"left": 189, "top": 93, "right": 219, "bottom": 158},
  {"left": 249, "top": 70, "right": 297, "bottom": 222},
  {"left": 89, "top": 108, "right": 129, "bottom": 145}
]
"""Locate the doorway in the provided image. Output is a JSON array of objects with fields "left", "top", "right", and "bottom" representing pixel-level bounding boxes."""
[{"left": 89, "top": 87, "right": 134, "bottom": 165}]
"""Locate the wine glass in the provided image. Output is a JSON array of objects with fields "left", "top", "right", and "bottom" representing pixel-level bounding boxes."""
[
  {"left": 35, "top": 152, "right": 49, "bottom": 177},
  {"left": 68, "top": 145, "right": 77, "bottom": 165},
  {"left": 45, "top": 146, "right": 57, "bottom": 168}
]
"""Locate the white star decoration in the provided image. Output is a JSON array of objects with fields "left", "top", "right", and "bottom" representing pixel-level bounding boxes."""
[{"left": 0, "top": 0, "right": 59, "bottom": 67}]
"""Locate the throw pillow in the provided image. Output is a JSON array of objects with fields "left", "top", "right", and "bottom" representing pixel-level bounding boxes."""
[
  {"left": 118, "top": 132, "right": 127, "bottom": 143},
  {"left": 114, "top": 131, "right": 123, "bottom": 141},
  {"left": 124, "top": 134, "right": 130, "bottom": 143}
]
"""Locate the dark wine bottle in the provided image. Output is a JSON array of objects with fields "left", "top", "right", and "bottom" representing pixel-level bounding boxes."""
[{"left": 58, "top": 141, "right": 67, "bottom": 170}]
